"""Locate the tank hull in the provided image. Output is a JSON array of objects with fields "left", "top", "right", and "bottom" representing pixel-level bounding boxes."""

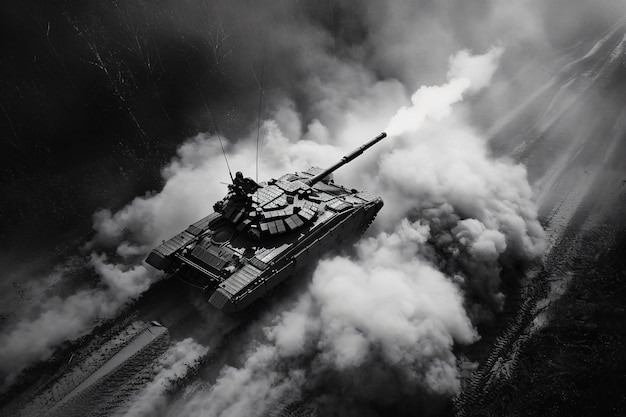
[
  {"left": 209, "top": 198, "right": 382, "bottom": 313},
  {"left": 146, "top": 190, "right": 383, "bottom": 313}
]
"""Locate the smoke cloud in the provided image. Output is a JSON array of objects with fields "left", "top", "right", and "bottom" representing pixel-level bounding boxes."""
[
  {"left": 153, "top": 48, "right": 545, "bottom": 416},
  {"left": 1, "top": 42, "right": 544, "bottom": 415},
  {"left": 385, "top": 46, "right": 503, "bottom": 137}
]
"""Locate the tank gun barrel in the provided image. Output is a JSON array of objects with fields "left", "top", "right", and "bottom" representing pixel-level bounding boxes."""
[{"left": 305, "top": 132, "right": 387, "bottom": 185}]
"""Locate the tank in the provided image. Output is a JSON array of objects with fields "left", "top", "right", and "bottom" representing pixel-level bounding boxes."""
[{"left": 145, "top": 132, "right": 387, "bottom": 313}]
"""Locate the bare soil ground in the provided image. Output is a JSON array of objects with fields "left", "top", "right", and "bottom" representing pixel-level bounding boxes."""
[
  {"left": 453, "top": 129, "right": 626, "bottom": 416},
  {"left": 0, "top": 321, "right": 169, "bottom": 417},
  {"left": 456, "top": 178, "right": 626, "bottom": 416}
]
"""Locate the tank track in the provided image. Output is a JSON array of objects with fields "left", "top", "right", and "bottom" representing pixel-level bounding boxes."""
[{"left": 354, "top": 212, "right": 378, "bottom": 241}]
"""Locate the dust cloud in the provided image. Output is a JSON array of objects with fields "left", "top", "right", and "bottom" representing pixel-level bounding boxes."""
[
  {"left": 160, "top": 48, "right": 544, "bottom": 416},
  {"left": 1, "top": 0, "right": 622, "bottom": 411}
]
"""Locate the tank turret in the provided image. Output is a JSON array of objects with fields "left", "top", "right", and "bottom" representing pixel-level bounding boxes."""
[{"left": 145, "top": 132, "right": 388, "bottom": 313}]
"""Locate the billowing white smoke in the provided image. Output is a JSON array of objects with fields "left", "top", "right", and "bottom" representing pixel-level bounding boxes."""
[
  {"left": 123, "top": 338, "right": 208, "bottom": 417},
  {"left": 385, "top": 46, "right": 503, "bottom": 137},
  {"left": 0, "top": 43, "right": 544, "bottom": 410},
  {"left": 163, "top": 48, "right": 545, "bottom": 416}
]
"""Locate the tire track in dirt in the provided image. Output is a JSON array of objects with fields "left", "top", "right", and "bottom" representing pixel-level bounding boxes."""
[{"left": 47, "top": 325, "right": 170, "bottom": 417}]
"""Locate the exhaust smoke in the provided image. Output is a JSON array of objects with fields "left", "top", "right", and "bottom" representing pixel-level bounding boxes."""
[{"left": 160, "top": 48, "right": 545, "bottom": 417}]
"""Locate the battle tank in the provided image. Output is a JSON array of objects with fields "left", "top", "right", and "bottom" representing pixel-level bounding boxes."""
[{"left": 145, "top": 132, "right": 387, "bottom": 313}]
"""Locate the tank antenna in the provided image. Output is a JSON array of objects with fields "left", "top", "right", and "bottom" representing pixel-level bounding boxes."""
[
  {"left": 252, "top": 39, "right": 267, "bottom": 183},
  {"left": 188, "top": 55, "right": 233, "bottom": 183},
  {"left": 214, "top": 117, "right": 233, "bottom": 182}
]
